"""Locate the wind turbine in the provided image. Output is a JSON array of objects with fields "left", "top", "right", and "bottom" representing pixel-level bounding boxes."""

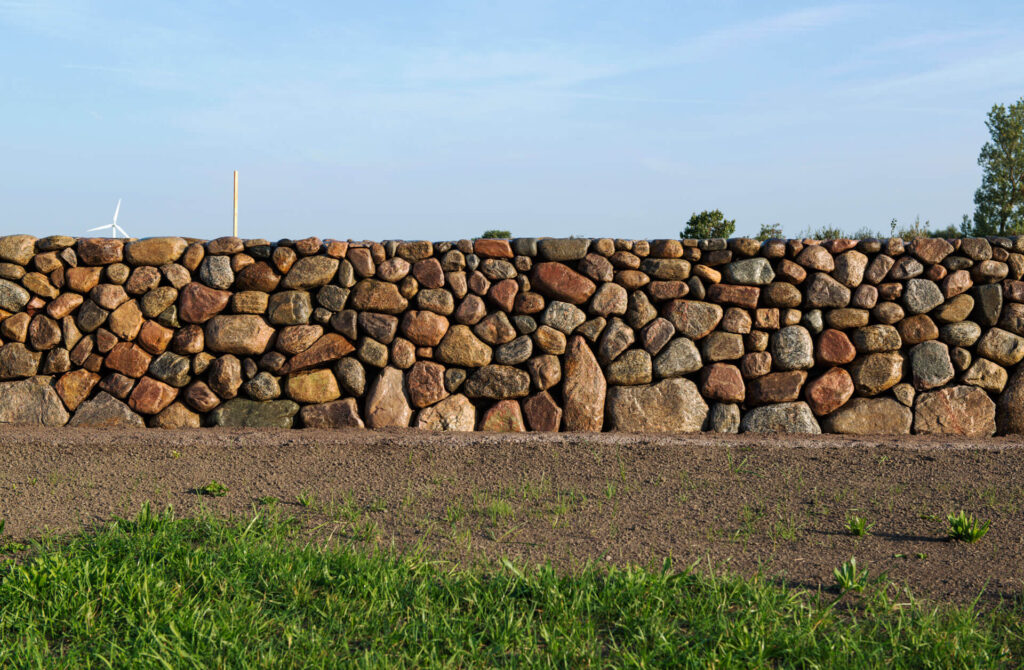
[{"left": 88, "top": 199, "right": 129, "bottom": 238}]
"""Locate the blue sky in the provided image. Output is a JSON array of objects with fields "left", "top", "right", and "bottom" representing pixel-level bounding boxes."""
[{"left": 2, "top": 1, "right": 1023, "bottom": 241}]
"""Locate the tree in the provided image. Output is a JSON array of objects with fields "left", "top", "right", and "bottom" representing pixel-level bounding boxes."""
[
  {"left": 481, "top": 230, "right": 511, "bottom": 239},
  {"left": 973, "top": 98, "right": 1024, "bottom": 236},
  {"left": 680, "top": 210, "right": 735, "bottom": 239},
  {"left": 755, "top": 223, "right": 783, "bottom": 241}
]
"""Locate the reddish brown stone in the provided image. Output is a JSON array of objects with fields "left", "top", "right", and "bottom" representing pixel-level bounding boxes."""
[
  {"left": 275, "top": 325, "right": 322, "bottom": 355},
  {"left": 282, "top": 333, "right": 355, "bottom": 373},
  {"left": 46, "top": 293, "right": 83, "bottom": 320},
  {"left": 299, "top": 398, "right": 364, "bottom": 428},
  {"left": 149, "top": 402, "right": 201, "bottom": 428},
  {"left": 649, "top": 239, "right": 684, "bottom": 258},
  {"left": 205, "top": 315, "right": 276, "bottom": 355},
  {"left": 376, "top": 257, "right": 410, "bottom": 282},
  {"left": 646, "top": 281, "right": 689, "bottom": 301},
  {"left": 90, "top": 284, "right": 129, "bottom": 310},
  {"left": 346, "top": 247, "right": 374, "bottom": 277},
  {"left": 168, "top": 324, "right": 203, "bottom": 355},
  {"left": 208, "top": 355, "right": 243, "bottom": 399},
  {"left": 1004, "top": 279, "right": 1024, "bottom": 303},
  {"left": 531, "top": 262, "right": 597, "bottom": 304},
  {"left": 941, "top": 270, "right": 972, "bottom": 298},
  {"left": 412, "top": 258, "right": 444, "bottom": 289},
  {"left": 488, "top": 279, "right": 519, "bottom": 312},
  {"left": 108, "top": 300, "right": 144, "bottom": 340},
  {"left": 180, "top": 242, "right": 204, "bottom": 271},
  {"left": 128, "top": 376, "right": 178, "bottom": 414},
  {"left": 1, "top": 312, "right": 30, "bottom": 342},
  {"left": 473, "top": 239, "right": 514, "bottom": 258},
  {"left": 747, "top": 370, "right": 807, "bottom": 406},
  {"left": 235, "top": 262, "right": 281, "bottom": 292},
  {"left": 454, "top": 294, "right": 487, "bottom": 324},
  {"left": 776, "top": 259, "right": 808, "bottom": 284},
  {"left": 95, "top": 328, "right": 118, "bottom": 354},
  {"left": 293, "top": 236, "right": 322, "bottom": 255},
  {"left": 206, "top": 236, "right": 243, "bottom": 255},
  {"left": 522, "top": 391, "right": 562, "bottom": 431},
  {"left": 514, "top": 291, "right": 545, "bottom": 314},
  {"left": 804, "top": 367, "right": 854, "bottom": 416},
  {"left": 908, "top": 237, "right": 953, "bottom": 264},
  {"left": 391, "top": 337, "right": 416, "bottom": 369},
  {"left": 816, "top": 329, "right": 857, "bottom": 365},
  {"left": 55, "top": 369, "right": 100, "bottom": 411},
  {"left": 137, "top": 320, "right": 174, "bottom": 355},
  {"left": 467, "top": 271, "right": 490, "bottom": 296},
  {"left": 405, "top": 360, "right": 449, "bottom": 408},
  {"left": 28, "top": 314, "right": 61, "bottom": 350},
  {"left": 183, "top": 381, "right": 221, "bottom": 412},
  {"left": 700, "top": 363, "right": 745, "bottom": 402},
  {"left": 579, "top": 253, "right": 614, "bottom": 282},
  {"left": 98, "top": 372, "right": 134, "bottom": 399},
  {"left": 896, "top": 314, "right": 939, "bottom": 344},
  {"left": 178, "top": 282, "right": 231, "bottom": 323},
  {"left": 400, "top": 310, "right": 450, "bottom": 347},
  {"left": 77, "top": 238, "right": 123, "bottom": 265},
  {"left": 104, "top": 342, "right": 152, "bottom": 378},
  {"left": 706, "top": 284, "right": 759, "bottom": 309},
  {"left": 640, "top": 317, "right": 675, "bottom": 354},
  {"left": 795, "top": 245, "right": 834, "bottom": 272},
  {"left": 614, "top": 270, "right": 650, "bottom": 289},
  {"left": 740, "top": 351, "right": 772, "bottom": 378},
  {"left": 478, "top": 399, "right": 526, "bottom": 431}
]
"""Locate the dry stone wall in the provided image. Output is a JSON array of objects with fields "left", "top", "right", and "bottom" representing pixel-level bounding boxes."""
[{"left": 0, "top": 233, "right": 1023, "bottom": 435}]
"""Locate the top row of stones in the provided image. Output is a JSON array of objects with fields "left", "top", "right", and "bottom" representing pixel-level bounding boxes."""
[{"left": 2, "top": 234, "right": 1024, "bottom": 268}]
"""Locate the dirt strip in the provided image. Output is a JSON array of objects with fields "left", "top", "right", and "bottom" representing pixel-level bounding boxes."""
[{"left": 1, "top": 427, "right": 1022, "bottom": 605}]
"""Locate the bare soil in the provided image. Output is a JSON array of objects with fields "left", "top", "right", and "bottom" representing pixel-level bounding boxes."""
[{"left": 1, "top": 427, "right": 1023, "bottom": 606}]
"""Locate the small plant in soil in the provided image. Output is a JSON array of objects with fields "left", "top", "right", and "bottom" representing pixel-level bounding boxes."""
[
  {"left": 845, "top": 514, "right": 874, "bottom": 537},
  {"left": 198, "top": 481, "right": 228, "bottom": 497},
  {"left": 297, "top": 489, "right": 315, "bottom": 508},
  {"left": 258, "top": 496, "right": 279, "bottom": 506},
  {"left": 834, "top": 557, "right": 869, "bottom": 593},
  {"left": 947, "top": 510, "right": 991, "bottom": 543}
]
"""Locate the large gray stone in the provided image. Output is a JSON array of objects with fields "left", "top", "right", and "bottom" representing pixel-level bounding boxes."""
[
  {"left": 0, "top": 376, "right": 69, "bottom": 426},
  {"left": 770, "top": 326, "right": 814, "bottom": 370},
  {"left": 740, "top": 402, "right": 821, "bottom": 434},
  {"left": 652, "top": 337, "right": 702, "bottom": 378},
  {"left": 723, "top": 258, "right": 774, "bottom": 285},
  {"left": 606, "top": 378, "right": 708, "bottom": 432},
  {"left": 821, "top": 397, "right": 911, "bottom": 435},
  {"left": 913, "top": 386, "right": 995, "bottom": 437},
  {"left": 0, "top": 278, "right": 30, "bottom": 312},
  {"left": 909, "top": 341, "right": 954, "bottom": 390},
  {"left": 69, "top": 391, "right": 145, "bottom": 428},
  {"left": 903, "top": 279, "right": 944, "bottom": 315},
  {"left": 209, "top": 398, "right": 300, "bottom": 428},
  {"left": 998, "top": 368, "right": 1024, "bottom": 434},
  {"left": 464, "top": 365, "right": 530, "bottom": 399}
]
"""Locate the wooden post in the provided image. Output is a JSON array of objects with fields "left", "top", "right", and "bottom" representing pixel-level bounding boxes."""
[{"left": 232, "top": 171, "right": 238, "bottom": 237}]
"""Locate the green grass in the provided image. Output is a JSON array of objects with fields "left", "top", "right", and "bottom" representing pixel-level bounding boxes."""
[
  {"left": 947, "top": 510, "right": 992, "bottom": 543},
  {"left": 0, "top": 503, "right": 1022, "bottom": 668}
]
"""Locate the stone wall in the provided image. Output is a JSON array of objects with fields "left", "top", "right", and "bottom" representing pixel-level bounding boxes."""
[{"left": 0, "top": 233, "right": 1022, "bottom": 435}]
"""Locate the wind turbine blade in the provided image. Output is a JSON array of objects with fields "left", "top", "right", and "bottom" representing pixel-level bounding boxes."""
[
  {"left": 87, "top": 225, "right": 112, "bottom": 232},
  {"left": 113, "top": 199, "right": 122, "bottom": 225},
  {"left": 114, "top": 224, "right": 128, "bottom": 238}
]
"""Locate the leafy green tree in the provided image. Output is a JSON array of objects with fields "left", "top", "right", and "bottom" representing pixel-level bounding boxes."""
[
  {"left": 973, "top": 98, "right": 1024, "bottom": 235},
  {"left": 755, "top": 223, "right": 783, "bottom": 241},
  {"left": 481, "top": 230, "right": 511, "bottom": 239},
  {"left": 680, "top": 210, "right": 735, "bottom": 239}
]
